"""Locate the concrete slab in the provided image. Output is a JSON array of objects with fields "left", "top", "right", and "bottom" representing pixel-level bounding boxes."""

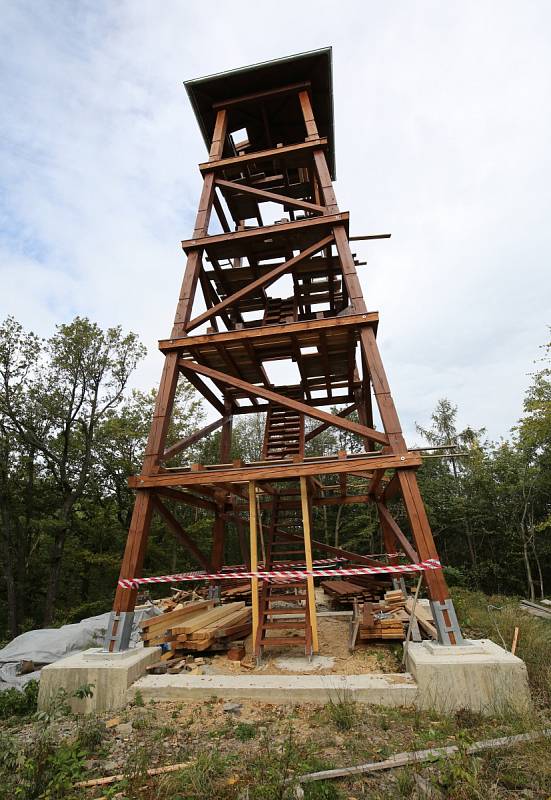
[
  {"left": 129, "top": 672, "right": 418, "bottom": 706},
  {"left": 405, "top": 638, "right": 532, "bottom": 715},
  {"left": 274, "top": 655, "right": 335, "bottom": 672},
  {"left": 38, "top": 646, "right": 160, "bottom": 714}
]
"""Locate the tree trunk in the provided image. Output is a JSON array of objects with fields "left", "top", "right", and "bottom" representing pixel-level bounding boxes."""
[
  {"left": 0, "top": 528, "right": 19, "bottom": 639},
  {"left": 334, "top": 505, "right": 343, "bottom": 548},
  {"left": 43, "top": 495, "right": 73, "bottom": 625},
  {"left": 521, "top": 528, "right": 536, "bottom": 602}
]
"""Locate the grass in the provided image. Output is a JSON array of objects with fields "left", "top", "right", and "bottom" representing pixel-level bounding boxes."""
[
  {"left": 452, "top": 587, "right": 551, "bottom": 705},
  {"left": 1, "top": 589, "right": 551, "bottom": 798}
]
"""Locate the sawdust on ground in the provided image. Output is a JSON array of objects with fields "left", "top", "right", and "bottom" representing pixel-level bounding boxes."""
[{"left": 208, "top": 616, "right": 402, "bottom": 676}]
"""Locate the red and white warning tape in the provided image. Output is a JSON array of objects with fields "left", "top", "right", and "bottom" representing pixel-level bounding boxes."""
[{"left": 118, "top": 558, "right": 442, "bottom": 590}]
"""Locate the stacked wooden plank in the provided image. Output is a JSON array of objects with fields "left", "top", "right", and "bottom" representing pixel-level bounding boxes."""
[
  {"left": 359, "top": 600, "right": 406, "bottom": 641},
  {"left": 384, "top": 589, "right": 407, "bottom": 612},
  {"left": 221, "top": 582, "right": 253, "bottom": 601},
  {"left": 140, "top": 600, "right": 252, "bottom": 658},
  {"left": 321, "top": 579, "right": 378, "bottom": 604}
]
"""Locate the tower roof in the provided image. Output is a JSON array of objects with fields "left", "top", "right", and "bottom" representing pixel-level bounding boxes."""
[{"left": 185, "top": 47, "right": 335, "bottom": 179}]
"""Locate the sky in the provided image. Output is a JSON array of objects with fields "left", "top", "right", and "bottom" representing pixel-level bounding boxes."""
[{"left": 1, "top": 1, "right": 550, "bottom": 444}]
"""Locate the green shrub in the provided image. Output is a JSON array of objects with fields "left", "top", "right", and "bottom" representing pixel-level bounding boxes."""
[{"left": 0, "top": 679, "right": 39, "bottom": 719}]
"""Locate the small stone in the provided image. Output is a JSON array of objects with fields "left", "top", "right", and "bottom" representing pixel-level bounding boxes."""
[
  {"left": 189, "top": 666, "right": 203, "bottom": 675},
  {"left": 194, "top": 658, "right": 205, "bottom": 665},
  {"left": 223, "top": 702, "right": 242, "bottom": 714},
  {"left": 102, "top": 761, "right": 118, "bottom": 773},
  {"left": 115, "top": 722, "right": 133, "bottom": 736}
]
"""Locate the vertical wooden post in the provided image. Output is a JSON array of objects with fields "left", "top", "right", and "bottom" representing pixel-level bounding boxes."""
[
  {"left": 249, "top": 480, "right": 259, "bottom": 645},
  {"left": 300, "top": 476, "right": 319, "bottom": 653}
]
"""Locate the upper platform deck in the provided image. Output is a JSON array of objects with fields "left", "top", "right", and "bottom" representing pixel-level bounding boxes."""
[{"left": 185, "top": 48, "right": 336, "bottom": 179}]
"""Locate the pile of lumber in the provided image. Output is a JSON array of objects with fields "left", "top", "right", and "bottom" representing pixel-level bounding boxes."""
[
  {"left": 321, "top": 580, "right": 379, "bottom": 604},
  {"left": 221, "top": 582, "right": 253, "bottom": 601},
  {"left": 140, "top": 600, "right": 252, "bottom": 659},
  {"left": 384, "top": 589, "right": 407, "bottom": 612},
  {"left": 359, "top": 599, "right": 406, "bottom": 641},
  {"left": 358, "top": 589, "right": 408, "bottom": 642}
]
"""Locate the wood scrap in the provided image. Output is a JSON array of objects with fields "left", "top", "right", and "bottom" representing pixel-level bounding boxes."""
[
  {"left": 290, "top": 728, "right": 551, "bottom": 785},
  {"left": 405, "top": 597, "right": 437, "bottom": 639}
]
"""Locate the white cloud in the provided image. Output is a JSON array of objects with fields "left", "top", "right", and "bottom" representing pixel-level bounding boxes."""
[{"left": 0, "top": 0, "right": 550, "bottom": 441}]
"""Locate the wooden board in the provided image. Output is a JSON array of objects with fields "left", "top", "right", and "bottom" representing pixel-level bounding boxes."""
[
  {"left": 140, "top": 600, "right": 214, "bottom": 630},
  {"left": 171, "top": 602, "right": 245, "bottom": 635}
]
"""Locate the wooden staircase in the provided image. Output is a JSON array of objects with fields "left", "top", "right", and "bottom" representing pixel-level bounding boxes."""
[
  {"left": 262, "top": 404, "right": 305, "bottom": 461},
  {"left": 253, "top": 466, "right": 316, "bottom": 662}
]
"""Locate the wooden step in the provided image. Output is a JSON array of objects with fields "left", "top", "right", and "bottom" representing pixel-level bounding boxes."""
[
  {"left": 263, "top": 607, "right": 307, "bottom": 616},
  {"left": 262, "top": 621, "right": 307, "bottom": 629},
  {"left": 261, "top": 637, "right": 306, "bottom": 647}
]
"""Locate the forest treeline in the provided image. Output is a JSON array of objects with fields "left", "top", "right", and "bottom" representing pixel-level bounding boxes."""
[{"left": 0, "top": 315, "right": 549, "bottom": 641}]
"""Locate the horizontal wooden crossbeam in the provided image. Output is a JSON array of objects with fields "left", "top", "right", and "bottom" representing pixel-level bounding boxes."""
[
  {"left": 130, "top": 453, "right": 421, "bottom": 489},
  {"left": 178, "top": 359, "right": 389, "bottom": 445},
  {"left": 199, "top": 137, "right": 328, "bottom": 174},
  {"left": 212, "top": 80, "right": 311, "bottom": 110},
  {"left": 181, "top": 213, "right": 347, "bottom": 253},
  {"left": 215, "top": 177, "right": 325, "bottom": 215},
  {"left": 160, "top": 313, "right": 377, "bottom": 352},
  {"left": 184, "top": 234, "right": 334, "bottom": 332}
]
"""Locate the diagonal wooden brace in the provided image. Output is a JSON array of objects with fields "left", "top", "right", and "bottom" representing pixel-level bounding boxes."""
[
  {"left": 178, "top": 359, "right": 389, "bottom": 445},
  {"left": 376, "top": 502, "right": 419, "bottom": 563},
  {"left": 215, "top": 177, "right": 325, "bottom": 215},
  {"left": 185, "top": 233, "right": 334, "bottom": 333}
]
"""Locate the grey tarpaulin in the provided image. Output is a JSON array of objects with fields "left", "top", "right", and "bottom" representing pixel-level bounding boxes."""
[{"left": 0, "top": 605, "right": 160, "bottom": 691}]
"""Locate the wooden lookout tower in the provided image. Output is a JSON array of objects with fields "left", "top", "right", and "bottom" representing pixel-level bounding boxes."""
[{"left": 105, "top": 48, "right": 464, "bottom": 655}]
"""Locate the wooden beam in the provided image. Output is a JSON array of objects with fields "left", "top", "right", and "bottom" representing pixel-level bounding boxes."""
[
  {"left": 160, "top": 313, "right": 377, "bottom": 352},
  {"left": 376, "top": 502, "right": 419, "bottom": 563},
  {"left": 155, "top": 486, "right": 217, "bottom": 512},
  {"left": 349, "top": 234, "right": 391, "bottom": 241},
  {"left": 300, "top": 476, "right": 319, "bottom": 653},
  {"left": 304, "top": 403, "right": 357, "bottom": 442},
  {"left": 185, "top": 234, "right": 335, "bottom": 332},
  {"left": 181, "top": 213, "right": 347, "bottom": 253},
  {"left": 278, "top": 529, "right": 386, "bottom": 567},
  {"left": 151, "top": 495, "right": 212, "bottom": 571},
  {"left": 215, "top": 177, "right": 325, "bottom": 215},
  {"left": 313, "top": 494, "right": 373, "bottom": 506},
  {"left": 178, "top": 359, "right": 389, "bottom": 445},
  {"left": 382, "top": 472, "right": 401, "bottom": 503},
  {"left": 199, "top": 137, "right": 328, "bottom": 174},
  {"left": 212, "top": 81, "right": 310, "bottom": 110},
  {"left": 249, "top": 481, "right": 259, "bottom": 644},
  {"left": 160, "top": 416, "right": 230, "bottom": 461},
  {"left": 179, "top": 367, "right": 225, "bottom": 415},
  {"left": 130, "top": 453, "right": 421, "bottom": 488}
]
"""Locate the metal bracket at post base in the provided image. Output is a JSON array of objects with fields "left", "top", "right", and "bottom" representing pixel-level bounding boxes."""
[
  {"left": 103, "top": 610, "right": 134, "bottom": 652},
  {"left": 430, "top": 599, "right": 464, "bottom": 646}
]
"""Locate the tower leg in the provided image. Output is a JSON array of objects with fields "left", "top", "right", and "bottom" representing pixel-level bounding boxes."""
[{"left": 105, "top": 490, "right": 154, "bottom": 651}]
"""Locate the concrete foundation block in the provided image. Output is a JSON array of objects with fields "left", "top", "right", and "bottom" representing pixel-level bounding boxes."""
[
  {"left": 405, "top": 638, "right": 532, "bottom": 715},
  {"left": 38, "top": 646, "right": 160, "bottom": 714}
]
